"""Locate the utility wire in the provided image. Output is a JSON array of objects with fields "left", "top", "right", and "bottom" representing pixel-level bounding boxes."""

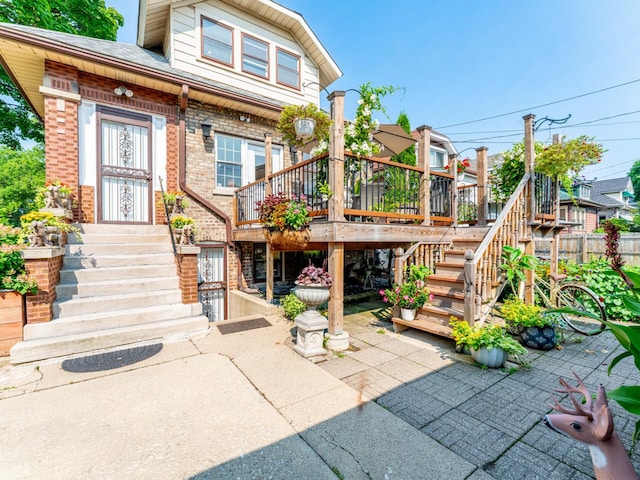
[{"left": 435, "top": 78, "right": 640, "bottom": 129}]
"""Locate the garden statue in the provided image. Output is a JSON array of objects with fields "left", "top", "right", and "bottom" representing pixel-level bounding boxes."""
[
  {"left": 177, "top": 224, "right": 192, "bottom": 245},
  {"left": 544, "top": 373, "right": 638, "bottom": 480},
  {"left": 44, "top": 185, "right": 59, "bottom": 208}
]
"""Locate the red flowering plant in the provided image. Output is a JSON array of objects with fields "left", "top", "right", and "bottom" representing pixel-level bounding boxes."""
[
  {"left": 444, "top": 157, "right": 471, "bottom": 175},
  {"left": 380, "top": 265, "right": 433, "bottom": 309},
  {"left": 255, "top": 192, "right": 311, "bottom": 232}
]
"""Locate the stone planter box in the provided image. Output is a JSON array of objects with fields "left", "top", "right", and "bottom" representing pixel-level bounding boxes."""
[{"left": 0, "top": 290, "right": 25, "bottom": 356}]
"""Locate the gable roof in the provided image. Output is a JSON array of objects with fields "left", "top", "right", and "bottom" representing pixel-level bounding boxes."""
[
  {"left": 0, "top": 22, "right": 290, "bottom": 121},
  {"left": 138, "top": 0, "right": 341, "bottom": 88},
  {"left": 592, "top": 177, "right": 633, "bottom": 195}
]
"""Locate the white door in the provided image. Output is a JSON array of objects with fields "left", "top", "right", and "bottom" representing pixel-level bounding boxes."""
[
  {"left": 98, "top": 107, "right": 152, "bottom": 223},
  {"left": 198, "top": 246, "right": 226, "bottom": 322}
]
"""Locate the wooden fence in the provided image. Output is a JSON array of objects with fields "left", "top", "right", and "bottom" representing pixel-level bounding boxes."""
[{"left": 536, "top": 233, "right": 640, "bottom": 265}]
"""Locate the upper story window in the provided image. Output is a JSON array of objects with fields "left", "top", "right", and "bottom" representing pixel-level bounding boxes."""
[
  {"left": 430, "top": 148, "right": 446, "bottom": 168},
  {"left": 276, "top": 48, "right": 300, "bottom": 89},
  {"left": 202, "top": 17, "right": 233, "bottom": 66},
  {"left": 242, "top": 34, "right": 269, "bottom": 78},
  {"left": 573, "top": 184, "right": 591, "bottom": 200}
]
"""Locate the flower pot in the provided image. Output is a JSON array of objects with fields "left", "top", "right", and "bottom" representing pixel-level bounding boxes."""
[
  {"left": 471, "top": 346, "right": 507, "bottom": 368},
  {"left": 520, "top": 326, "right": 556, "bottom": 351},
  {"left": 400, "top": 308, "right": 417, "bottom": 321},
  {"left": 0, "top": 290, "right": 25, "bottom": 356},
  {"left": 294, "top": 285, "right": 330, "bottom": 310},
  {"left": 266, "top": 229, "right": 309, "bottom": 251}
]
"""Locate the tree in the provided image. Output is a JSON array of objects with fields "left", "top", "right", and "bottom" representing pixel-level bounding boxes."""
[
  {"left": 630, "top": 159, "right": 640, "bottom": 203},
  {"left": 390, "top": 111, "right": 416, "bottom": 166},
  {"left": 0, "top": 145, "right": 45, "bottom": 226},
  {"left": 0, "top": 0, "right": 124, "bottom": 149}
]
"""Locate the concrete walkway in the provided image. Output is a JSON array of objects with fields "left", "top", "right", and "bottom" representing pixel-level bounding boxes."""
[{"left": 0, "top": 302, "right": 638, "bottom": 479}]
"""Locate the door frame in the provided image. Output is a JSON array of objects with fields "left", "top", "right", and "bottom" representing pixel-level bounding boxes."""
[{"left": 96, "top": 105, "right": 153, "bottom": 224}]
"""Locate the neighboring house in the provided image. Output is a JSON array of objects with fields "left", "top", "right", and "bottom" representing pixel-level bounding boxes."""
[
  {"left": 558, "top": 181, "right": 602, "bottom": 233},
  {"left": 590, "top": 177, "right": 636, "bottom": 222}
]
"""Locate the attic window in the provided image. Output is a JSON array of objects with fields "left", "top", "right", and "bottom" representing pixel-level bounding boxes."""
[
  {"left": 276, "top": 48, "right": 300, "bottom": 89},
  {"left": 242, "top": 34, "right": 269, "bottom": 78},
  {"left": 202, "top": 17, "right": 233, "bottom": 66}
]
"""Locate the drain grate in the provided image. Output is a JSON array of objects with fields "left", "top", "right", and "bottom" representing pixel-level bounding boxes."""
[
  {"left": 217, "top": 317, "right": 272, "bottom": 335},
  {"left": 61, "top": 343, "right": 163, "bottom": 373}
]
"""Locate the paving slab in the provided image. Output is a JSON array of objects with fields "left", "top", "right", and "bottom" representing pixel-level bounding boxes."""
[
  {"left": 347, "top": 345, "right": 398, "bottom": 367},
  {"left": 317, "top": 355, "right": 370, "bottom": 379},
  {"left": 0, "top": 354, "right": 334, "bottom": 480}
]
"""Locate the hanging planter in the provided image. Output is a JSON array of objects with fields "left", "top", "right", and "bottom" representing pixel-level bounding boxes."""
[
  {"left": 266, "top": 229, "right": 310, "bottom": 251},
  {"left": 276, "top": 104, "right": 331, "bottom": 148},
  {"left": 294, "top": 118, "right": 316, "bottom": 139}
]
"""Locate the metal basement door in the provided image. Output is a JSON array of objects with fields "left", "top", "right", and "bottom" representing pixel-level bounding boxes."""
[{"left": 198, "top": 245, "right": 226, "bottom": 322}]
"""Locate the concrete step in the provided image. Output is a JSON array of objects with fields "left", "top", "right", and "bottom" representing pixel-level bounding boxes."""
[
  {"left": 56, "top": 276, "right": 180, "bottom": 299},
  {"left": 74, "top": 224, "right": 169, "bottom": 235},
  {"left": 53, "top": 290, "right": 183, "bottom": 318},
  {"left": 11, "top": 315, "right": 210, "bottom": 364},
  {"left": 67, "top": 233, "right": 170, "bottom": 245},
  {"left": 63, "top": 253, "right": 176, "bottom": 269},
  {"left": 24, "top": 303, "right": 203, "bottom": 340},
  {"left": 66, "top": 243, "right": 173, "bottom": 256},
  {"left": 59, "top": 264, "right": 177, "bottom": 283}
]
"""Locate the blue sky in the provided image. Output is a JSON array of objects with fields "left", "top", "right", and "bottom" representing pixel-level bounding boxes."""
[{"left": 107, "top": 0, "right": 640, "bottom": 180}]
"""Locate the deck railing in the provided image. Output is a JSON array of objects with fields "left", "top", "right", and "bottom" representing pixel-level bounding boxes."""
[
  {"left": 457, "top": 184, "right": 478, "bottom": 224},
  {"left": 534, "top": 172, "right": 558, "bottom": 222},
  {"left": 234, "top": 153, "right": 456, "bottom": 226},
  {"left": 393, "top": 241, "right": 454, "bottom": 285}
]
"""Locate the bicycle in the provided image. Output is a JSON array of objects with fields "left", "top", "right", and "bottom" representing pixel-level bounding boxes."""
[{"left": 529, "top": 272, "right": 607, "bottom": 336}]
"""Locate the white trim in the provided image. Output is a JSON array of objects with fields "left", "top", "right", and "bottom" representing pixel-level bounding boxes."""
[
  {"left": 78, "top": 101, "right": 97, "bottom": 188},
  {"left": 38, "top": 86, "right": 81, "bottom": 102}
]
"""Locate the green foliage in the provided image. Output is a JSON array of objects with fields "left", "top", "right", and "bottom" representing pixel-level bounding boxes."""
[
  {"left": 500, "top": 245, "right": 537, "bottom": 295},
  {"left": 630, "top": 159, "right": 640, "bottom": 203},
  {"left": 170, "top": 215, "right": 195, "bottom": 229},
  {"left": 0, "top": 224, "right": 37, "bottom": 294},
  {"left": 381, "top": 265, "right": 432, "bottom": 309},
  {"left": 0, "top": 146, "right": 44, "bottom": 226},
  {"left": 276, "top": 103, "right": 331, "bottom": 149},
  {"left": 280, "top": 293, "right": 306, "bottom": 321},
  {"left": 593, "top": 217, "right": 631, "bottom": 234},
  {"left": 490, "top": 141, "right": 541, "bottom": 202},
  {"left": 561, "top": 258, "right": 640, "bottom": 322},
  {"left": 20, "top": 210, "right": 82, "bottom": 241},
  {"left": 501, "top": 297, "right": 556, "bottom": 328},
  {"left": 450, "top": 319, "right": 527, "bottom": 356},
  {"left": 0, "top": 0, "right": 124, "bottom": 147},
  {"left": 256, "top": 193, "right": 311, "bottom": 232}
]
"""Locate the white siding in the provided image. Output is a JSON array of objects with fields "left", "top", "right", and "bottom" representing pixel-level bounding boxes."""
[{"left": 170, "top": 1, "right": 319, "bottom": 106}]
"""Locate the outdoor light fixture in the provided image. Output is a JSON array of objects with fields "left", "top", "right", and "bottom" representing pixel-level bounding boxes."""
[
  {"left": 294, "top": 118, "right": 315, "bottom": 139},
  {"left": 239, "top": 115, "right": 251, "bottom": 123},
  {"left": 201, "top": 123, "right": 212, "bottom": 139},
  {"left": 113, "top": 86, "right": 134, "bottom": 97}
]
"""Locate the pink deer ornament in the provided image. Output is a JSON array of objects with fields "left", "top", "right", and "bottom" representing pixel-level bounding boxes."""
[{"left": 544, "top": 373, "right": 638, "bottom": 480}]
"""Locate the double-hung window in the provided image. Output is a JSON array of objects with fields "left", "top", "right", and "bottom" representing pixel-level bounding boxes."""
[
  {"left": 215, "top": 134, "right": 282, "bottom": 189},
  {"left": 242, "top": 34, "right": 269, "bottom": 78},
  {"left": 430, "top": 148, "right": 446, "bottom": 168},
  {"left": 202, "top": 17, "right": 233, "bottom": 66},
  {"left": 276, "top": 48, "right": 300, "bottom": 89}
]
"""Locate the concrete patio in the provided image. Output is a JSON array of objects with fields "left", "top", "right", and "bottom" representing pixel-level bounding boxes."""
[{"left": 0, "top": 301, "right": 638, "bottom": 479}]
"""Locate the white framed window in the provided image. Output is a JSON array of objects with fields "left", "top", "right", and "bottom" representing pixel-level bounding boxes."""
[
  {"left": 202, "top": 17, "right": 233, "bottom": 66},
  {"left": 573, "top": 207, "right": 586, "bottom": 229},
  {"left": 276, "top": 47, "right": 300, "bottom": 89},
  {"left": 559, "top": 206, "right": 567, "bottom": 222},
  {"left": 242, "top": 34, "right": 269, "bottom": 79},
  {"left": 215, "top": 134, "right": 282, "bottom": 191},
  {"left": 430, "top": 148, "right": 446, "bottom": 168}
]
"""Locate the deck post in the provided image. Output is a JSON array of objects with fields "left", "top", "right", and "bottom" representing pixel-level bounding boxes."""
[
  {"left": 417, "top": 125, "right": 431, "bottom": 225},
  {"left": 463, "top": 250, "right": 476, "bottom": 325},
  {"left": 328, "top": 91, "right": 345, "bottom": 222},
  {"left": 523, "top": 114, "right": 536, "bottom": 305},
  {"left": 264, "top": 133, "right": 273, "bottom": 300},
  {"left": 450, "top": 154, "right": 458, "bottom": 226},
  {"left": 475, "top": 147, "right": 489, "bottom": 226},
  {"left": 326, "top": 241, "right": 348, "bottom": 350}
]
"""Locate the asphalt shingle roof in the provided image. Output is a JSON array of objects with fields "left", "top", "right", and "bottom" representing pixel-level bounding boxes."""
[{"left": 591, "top": 177, "right": 632, "bottom": 194}]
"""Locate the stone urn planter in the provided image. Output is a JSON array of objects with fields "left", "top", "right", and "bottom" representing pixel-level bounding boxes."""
[
  {"left": 471, "top": 346, "right": 507, "bottom": 369},
  {"left": 0, "top": 290, "right": 25, "bottom": 356},
  {"left": 294, "top": 285, "right": 330, "bottom": 310}
]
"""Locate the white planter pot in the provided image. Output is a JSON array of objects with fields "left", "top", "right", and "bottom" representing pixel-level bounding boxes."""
[
  {"left": 294, "top": 285, "right": 330, "bottom": 310},
  {"left": 400, "top": 308, "right": 417, "bottom": 321},
  {"left": 470, "top": 346, "right": 507, "bottom": 368}
]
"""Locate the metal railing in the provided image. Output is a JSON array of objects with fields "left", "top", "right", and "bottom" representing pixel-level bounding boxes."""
[
  {"left": 534, "top": 172, "right": 558, "bottom": 221},
  {"left": 457, "top": 184, "right": 478, "bottom": 224}
]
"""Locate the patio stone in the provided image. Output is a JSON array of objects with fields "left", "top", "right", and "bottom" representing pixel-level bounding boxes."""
[
  {"left": 375, "top": 356, "right": 432, "bottom": 383},
  {"left": 317, "top": 355, "right": 369, "bottom": 379},
  {"left": 342, "top": 367, "right": 403, "bottom": 400},
  {"left": 347, "top": 345, "right": 397, "bottom": 367},
  {"left": 375, "top": 338, "right": 423, "bottom": 356},
  {"left": 377, "top": 384, "right": 451, "bottom": 429},
  {"left": 411, "top": 370, "right": 482, "bottom": 407},
  {"left": 351, "top": 329, "right": 394, "bottom": 346},
  {"left": 404, "top": 346, "right": 456, "bottom": 370}
]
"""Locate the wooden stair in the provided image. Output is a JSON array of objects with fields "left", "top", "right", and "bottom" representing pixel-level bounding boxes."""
[{"left": 391, "top": 234, "right": 484, "bottom": 338}]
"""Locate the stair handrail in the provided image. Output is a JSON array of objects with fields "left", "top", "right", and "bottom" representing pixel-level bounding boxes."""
[
  {"left": 158, "top": 176, "right": 178, "bottom": 260},
  {"left": 394, "top": 240, "right": 454, "bottom": 285},
  {"left": 464, "top": 173, "right": 531, "bottom": 323}
]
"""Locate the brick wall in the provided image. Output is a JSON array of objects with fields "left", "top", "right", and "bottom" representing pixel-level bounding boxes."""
[
  {"left": 23, "top": 254, "right": 64, "bottom": 324},
  {"left": 176, "top": 253, "right": 199, "bottom": 304},
  {"left": 78, "top": 185, "right": 95, "bottom": 223}
]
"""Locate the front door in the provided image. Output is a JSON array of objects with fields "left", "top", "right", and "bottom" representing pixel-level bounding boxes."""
[{"left": 97, "top": 107, "right": 152, "bottom": 223}]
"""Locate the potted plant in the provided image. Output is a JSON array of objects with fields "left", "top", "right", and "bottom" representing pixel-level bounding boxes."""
[
  {"left": 501, "top": 297, "right": 558, "bottom": 350},
  {"left": 450, "top": 319, "right": 527, "bottom": 368},
  {"left": 380, "top": 265, "right": 433, "bottom": 321},
  {"left": 170, "top": 215, "right": 196, "bottom": 245},
  {"left": 160, "top": 190, "right": 189, "bottom": 216},
  {"left": 294, "top": 259, "right": 332, "bottom": 310},
  {"left": 20, "top": 211, "right": 81, "bottom": 244},
  {"left": 255, "top": 192, "right": 311, "bottom": 250},
  {"left": 276, "top": 104, "right": 332, "bottom": 149}
]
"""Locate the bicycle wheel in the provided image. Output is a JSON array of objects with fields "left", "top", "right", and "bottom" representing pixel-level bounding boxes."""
[{"left": 555, "top": 283, "right": 607, "bottom": 335}]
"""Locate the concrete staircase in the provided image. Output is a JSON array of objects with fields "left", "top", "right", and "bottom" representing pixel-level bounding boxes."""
[
  {"left": 11, "top": 224, "right": 209, "bottom": 364},
  {"left": 392, "top": 229, "right": 488, "bottom": 338}
]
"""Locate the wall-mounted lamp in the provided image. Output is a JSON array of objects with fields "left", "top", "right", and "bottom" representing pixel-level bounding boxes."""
[
  {"left": 201, "top": 123, "right": 212, "bottom": 140},
  {"left": 239, "top": 115, "right": 251, "bottom": 123},
  {"left": 113, "top": 86, "right": 134, "bottom": 98}
]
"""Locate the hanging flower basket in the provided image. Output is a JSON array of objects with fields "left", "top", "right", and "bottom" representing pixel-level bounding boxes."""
[{"left": 266, "top": 229, "right": 310, "bottom": 251}]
